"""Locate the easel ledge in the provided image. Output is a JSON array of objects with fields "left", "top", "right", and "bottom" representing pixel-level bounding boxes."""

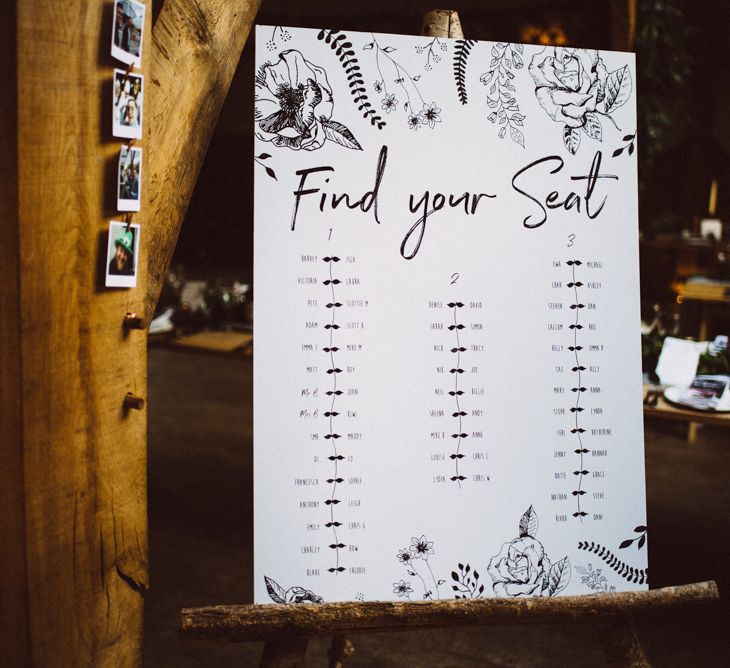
[{"left": 181, "top": 581, "right": 718, "bottom": 642}]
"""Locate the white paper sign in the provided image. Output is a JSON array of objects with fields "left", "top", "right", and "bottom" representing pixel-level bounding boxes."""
[{"left": 254, "top": 25, "right": 647, "bottom": 604}]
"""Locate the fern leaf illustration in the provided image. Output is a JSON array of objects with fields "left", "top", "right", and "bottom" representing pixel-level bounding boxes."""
[
  {"left": 317, "top": 29, "right": 386, "bottom": 129},
  {"left": 577, "top": 541, "right": 648, "bottom": 585},
  {"left": 452, "top": 39, "right": 476, "bottom": 105}
]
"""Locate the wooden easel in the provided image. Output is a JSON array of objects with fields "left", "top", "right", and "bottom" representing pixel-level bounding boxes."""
[
  {"left": 178, "top": 9, "right": 721, "bottom": 667},
  {"left": 181, "top": 581, "right": 719, "bottom": 667}
]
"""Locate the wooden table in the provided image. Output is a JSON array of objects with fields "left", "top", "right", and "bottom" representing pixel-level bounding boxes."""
[{"left": 643, "top": 384, "right": 730, "bottom": 443}]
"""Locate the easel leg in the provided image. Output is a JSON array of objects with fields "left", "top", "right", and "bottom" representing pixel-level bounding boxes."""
[
  {"left": 598, "top": 617, "right": 651, "bottom": 667},
  {"left": 260, "top": 637, "right": 309, "bottom": 668},
  {"left": 328, "top": 634, "right": 354, "bottom": 668}
]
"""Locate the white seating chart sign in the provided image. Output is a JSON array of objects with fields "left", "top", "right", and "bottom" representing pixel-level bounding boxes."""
[{"left": 254, "top": 25, "right": 647, "bottom": 604}]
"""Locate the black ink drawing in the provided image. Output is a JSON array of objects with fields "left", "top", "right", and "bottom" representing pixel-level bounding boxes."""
[
  {"left": 264, "top": 575, "right": 324, "bottom": 604},
  {"left": 488, "top": 506, "right": 571, "bottom": 597},
  {"left": 448, "top": 301, "right": 467, "bottom": 486},
  {"left": 451, "top": 562, "right": 485, "bottom": 599},
  {"left": 264, "top": 26, "right": 292, "bottom": 52},
  {"left": 255, "top": 49, "right": 362, "bottom": 151},
  {"left": 452, "top": 39, "right": 476, "bottom": 105},
  {"left": 612, "top": 132, "right": 636, "bottom": 158},
  {"left": 393, "top": 579, "right": 413, "bottom": 599},
  {"left": 415, "top": 37, "right": 448, "bottom": 72},
  {"left": 529, "top": 47, "right": 633, "bottom": 155},
  {"left": 317, "top": 29, "right": 386, "bottom": 129},
  {"left": 363, "top": 35, "right": 442, "bottom": 131},
  {"left": 323, "top": 256, "right": 346, "bottom": 573},
  {"left": 254, "top": 152, "right": 276, "bottom": 181},
  {"left": 395, "top": 535, "right": 445, "bottom": 599},
  {"left": 577, "top": 540, "right": 648, "bottom": 585},
  {"left": 575, "top": 563, "right": 616, "bottom": 593},
  {"left": 480, "top": 43, "right": 526, "bottom": 147},
  {"left": 567, "top": 259, "right": 589, "bottom": 520},
  {"left": 619, "top": 525, "right": 647, "bottom": 550}
]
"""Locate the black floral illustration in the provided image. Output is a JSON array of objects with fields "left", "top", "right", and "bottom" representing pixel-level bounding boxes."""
[
  {"left": 363, "top": 35, "right": 443, "bottom": 131},
  {"left": 264, "top": 26, "right": 292, "bottom": 52},
  {"left": 393, "top": 579, "right": 413, "bottom": 599},
  {"left": 264, "top": 575, "right": 324, "bottom": 604},
  {"left": 395, "top": 534, "right": 445, "bottom": 600},
  {"left": 254, "top": 152, "right": 276, "bottom": 180},
  {"left": 255, "top": 49, "right": 362, "bottom": 151},
  {"left": 576, "top": 563, "right": 616, "bottom": 594},
  {"left": 323, "top": 256, "right": 346, "bottom": 574},
  {"left": 487, "top": 506, "right": 570, "bottom": 597},
  {"left": 317, "top": 29, "right": 386, "bottom": 129},
  {"left": 612, "top": 132, "right": 636, "bottom": 158},
  {"left": 566, "top": 258, "right": 588, "bottom": 520},
  {"left": 618, "top": 525, "right": 647, "bottom": 550},
  {"left": 415, "top": 37, "right": 448, "bottom": 72},
  {"left": 529, "top": 47, "right": 632, "bottom": 155},
  {"left": 447, "top": 300, "right": 467, "bottom": 486},
  {"left": 452, "top": 39, "right": 476, "bottom": 104},
  {"left": 451, "top": 562, "right": 485, "bottom": 599},
  {"left": 577, "top": 540, "right": 648, "bottom": 585},
  {"left": 481, "top": 42, "right": 526, "bottom": 147}
]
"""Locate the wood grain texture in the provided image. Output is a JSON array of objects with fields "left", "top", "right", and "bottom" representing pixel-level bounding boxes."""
[
  {"left": 180, "top": 581, "right": 719, "bottom": 641},
  {"left": 3, "top": 1, "right": 151, "bottom": 664},
  {"left": 145, "top": 0, "right": 262, "bottom": 319},
  {"left": 421, "top": 9, "right": 464, "bottom": 39}
]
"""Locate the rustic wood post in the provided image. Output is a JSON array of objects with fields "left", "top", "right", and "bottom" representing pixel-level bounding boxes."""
[
  {"left": 145, "top": 0, "right": 262, "bottom": 320},
  {"left": 1, "top": 2, "right": 153, "bottom": 664},
  {"left": 1, "top": 1, "right": 259, "bottom": 665}
]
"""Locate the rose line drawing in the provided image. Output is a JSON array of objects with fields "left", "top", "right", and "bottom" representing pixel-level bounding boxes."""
[
  {"left": 487, "top": 506, "right": 571, "bottom": 597},
  {"left": 255, "top": 49, "right": 362, "bottom": 151},
  {"left": 529, "top": 47, "right": 632, "bottom": 155}
]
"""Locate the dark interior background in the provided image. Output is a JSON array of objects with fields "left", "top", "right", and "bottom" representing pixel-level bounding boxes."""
[{"left": 150, "top": 0, "right": 730, "bottom": 286}]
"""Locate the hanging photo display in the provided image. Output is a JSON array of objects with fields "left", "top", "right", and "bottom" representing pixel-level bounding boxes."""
[
  {"left": 105, "top": 221, "right": 140, "bottom": 288},
  {"left": 111, "top": 0, "right": 145, "bottom": 67},
  {"left": 113, "top": 69, "right": 144, "bottom": 139},
  {"left": 117, "top": 145, "right": 142, "bottom": 212},
  {"left": 254, "top": 25, "right": 647, "bottom": 604}
]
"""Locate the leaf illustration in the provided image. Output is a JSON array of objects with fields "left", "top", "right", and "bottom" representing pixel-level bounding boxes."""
[
  {"left": 318, "top": 29, "right": 385, "bottom": 129},
  {"left": 563, "top": 125, "right": 581, "bottom": 154},
  {"left": 519, "top": 505, "right": 538, "bottom": 538},
  {"left": 548, "top": 558, "right": 571, "bottom": 596},
  {"left": 634, "top": 525, "right": 647, "bottom": 533},
  {"left": 264, "top": 576, "right": 287, "bottom": 604},
  {"left": 256, "top": 153, "right": 271, "bottom": 160},
  {"left": 604, "top": 65, "right": 632, "bottom": 112},
  {"left": 510, "top": 125, "right": 525, "bottom": 148},
  {"left": 638, "top": 535, "right": 646, "bottom": 549},
  {"left": 618, "top": 539, "right": 633, "bottom": 549},
  {"left": 321, "top": 118, "right": 363, "bottom": 150},
  {"left": 582, "top": 112, "right": 602, "bottom": 141},
  {"left": 453, "top": 40, "right": 476, "bottom": 104}
]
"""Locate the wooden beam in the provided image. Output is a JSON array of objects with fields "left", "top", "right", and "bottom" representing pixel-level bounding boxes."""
[
  {"left": 145, "top": 0, "right": 262, "bottom": 319},
  {"left": 180, "top": 581, "right": 719, "bottom": 641},
  {"left": 2, "top": 2, "right": 151, "bottom": 664},
  {"left": 0, "top": 4, "right": 29, "bottom": 666}
]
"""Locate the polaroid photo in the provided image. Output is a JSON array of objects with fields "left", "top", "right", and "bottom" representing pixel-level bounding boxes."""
[
  {"left": 111, "top": 0, "right": 145, "bottom": 67},
  {"left": 113, "top": 69, "right": 144, "bottom": 139},
  {"left": 105, "top": 221, "right": 140, "bottom": 288},
  {"left": 117, "top": 145, "right": 142, "bottom": 212}
]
